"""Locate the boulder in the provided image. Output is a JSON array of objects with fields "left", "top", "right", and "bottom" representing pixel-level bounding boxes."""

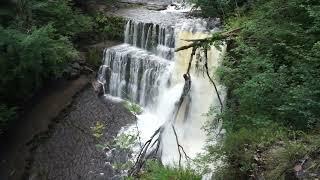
[
  {"left": 77, "top": 52, "right": 86, "bottom": 65},
  {"left": 71, "top": 62, "right": 81, "bottom": 70},
  {"left": 63, "top": 64, "right": 80, "bottom": 79},
  {"left": 69, "top": 69, "right": 80, "bottom": 79}
]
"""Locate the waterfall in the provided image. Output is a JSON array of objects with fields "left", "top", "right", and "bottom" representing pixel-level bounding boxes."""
[
  {"left": 124, "top": 20, "right": 175, "bottom": 60},
  {"left": 97, "top": 5, "right": 225, "bottom": 170},
  {"left": 100, "top": 44, "right": 170, "bottom": 107}
]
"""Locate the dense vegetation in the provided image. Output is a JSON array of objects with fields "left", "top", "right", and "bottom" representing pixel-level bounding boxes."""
[
  {"left": 138, "top": 161, "right": 202, "bottom": 180},
  {"left": 192, "top": 0, "right": 320, "bottom": 178},
  {"left": 0, "top": 0, "right": 125, "bottom": 135},
  {"left": 1, "top": 0, "right": 319, "bottom": 179}
]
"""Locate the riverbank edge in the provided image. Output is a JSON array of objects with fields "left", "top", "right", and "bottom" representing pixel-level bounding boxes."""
[{"left": 0, "top": 75, "right": 93, "bottom": 179}]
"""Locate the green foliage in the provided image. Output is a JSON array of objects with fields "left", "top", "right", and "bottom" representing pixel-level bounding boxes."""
[
  {"left": 192, "top": 0, "right": 252, "bottom": 18},
  {"left": 264, "top": 133, "right": 320, "bottom": 179},
  {"left": 0, "top": 1, "right": 15, "bottom": 26},
  {"left": 0, "top": 25, "right": 76, "bottom": 104},
  {"left": 204, "top": 125, "right": 288, "bottom": 179},
  {"left": 93, "top": 13, "right": 126, "bottom": 41},
  {"left": 112, "top": 161, "right": 133, "bottom": 171},
  {"left": 90, "top": 121, "right": 106, "bottom": 139},
  {"left": 139, "top": 160, "right": 202, "bottom": 180},
  {"left": 0, "top": 104, "right": 16, "bottom": 134},
  {"left": 219, "top": 0, "right": 320, "bottom": 130},
  {"left": 29, "top": 0, "right": 93, "bottom": 37},
  {"left": 73, "top": 0, "right": 118, "bottom": 10},
  {"left": 0, "top": 0, "right": 97, "bottom": 134},
  {"left": 203, "top": 0, "right": 320, "bottom": 178},
  {"left": 0, "top": 0, "right": 123, "bottom": 137},
  {"left": 95, "top": 143, "right": 109, "bottom": 150},
  {"left": 86, "top": 48, "right": 102, "bottom": 67},
  {"left": 114, "top": 133, "right": 137, "bottom": 149},
  {"left": 124, "top": 101, "right": 143, "bottom": 115}
]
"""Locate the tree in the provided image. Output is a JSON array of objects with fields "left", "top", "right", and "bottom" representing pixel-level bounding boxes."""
[
  {"left": 0, "top": 25, "right": 77, "bottom": 104},
  {"left": 193, "top": 0, "right": 320, "bottom": 178}
]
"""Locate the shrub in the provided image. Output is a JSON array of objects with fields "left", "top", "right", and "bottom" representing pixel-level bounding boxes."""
[
  {"left": 30, "top": 0, "right": 93, "bottom": 37},
  {"left": 86, "top": 47, "right": 103, "bottom": 68},
  {"left": 94, "top": 13, "right": 126, "bottom": 41},
  {"left": 139, "top": 160, "right": 202, "bottom": 180},
  {"left": 0, "top": 25, "right": 77, "bottom": 104},
  {"left": 0, "top": 104, "right": 16, "bottom": 135},
  {"left": 91, "top": 121, "right": 106, "bottom": 139}
]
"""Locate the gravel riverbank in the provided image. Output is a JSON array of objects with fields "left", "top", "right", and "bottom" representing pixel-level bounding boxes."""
[{"left": 0, "top": 75, "right": 135, "bottom": 180}]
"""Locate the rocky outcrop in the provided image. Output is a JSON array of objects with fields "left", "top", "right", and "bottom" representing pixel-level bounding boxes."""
[{"left": 63, "top": 52, "right": 94, "bottom": 79}]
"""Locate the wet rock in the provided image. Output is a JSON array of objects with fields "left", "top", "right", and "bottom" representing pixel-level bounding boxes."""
[
  {"left": 63, "top": 65, "right": 72, "bottom": 73},
  {"left": 111, "top": 175, "right": 123, "bottom": 180},
  {"left": 92, "top": 81, "right": 104, "bottom": 96},
  {"left": 103, "top": 162, "right": 114, "bottom": 175},
  {"left": 106, "top": 148, "right": 130, "bottom": 164},
  {"left": 71, "top": 62, "right": 81, "bottom": 70},
  {"left": 77, "top": 52, "right": 86, "bottom": 65},
  {"left": 70, "top": 69, "right": 80, "bottom": 79},
  {"left": 146, "top": 4, "right": 167, "bottom": 11},
  {"left": 207, "top": 18, "right": 221, "bottom": 30},
  {"left": 63, "top": 64, "right": 81, "bottom": 79}
]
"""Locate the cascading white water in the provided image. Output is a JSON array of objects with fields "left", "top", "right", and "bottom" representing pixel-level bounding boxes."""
[
  {"left": 98, "top": 44, "right": 170, "bottom": 107},
  {"left": 97, "top": 3, "right": 225, "bottom": 170},
  {"left": 124, "top": 20, "right": 175, "bottom": 60}
]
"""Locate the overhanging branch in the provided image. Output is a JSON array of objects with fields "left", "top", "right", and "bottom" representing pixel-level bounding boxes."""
[{"left": 175, "top": 28, "right": 242, "bottom": 52}]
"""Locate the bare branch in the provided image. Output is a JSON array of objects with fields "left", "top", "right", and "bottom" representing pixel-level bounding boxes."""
[
  {"left": 204, "top": 49, "right": 223, "bottom": 113},
  {"left": 172, "top": 124, "right": 182, "bottom": 167},
  {"left": 172, "top": 124, "right": 191, "bottom": 168},
  {"left": 186, "top": 47, "right": 197, "bottom": 75},
  {"left": 129, "top": 127, "right": 162, "bottom": 176},
  {"left": 175, "top": 28, "right": 242, "bottom": 52}
]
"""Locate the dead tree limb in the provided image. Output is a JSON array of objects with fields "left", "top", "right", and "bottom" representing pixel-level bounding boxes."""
[
  {"left": 175, "top": 28, "right": 232, "bottom": 113},
  {"left": 134, "top": 116, "right": 143, "bottom": 149},
  {"left": 172, "top": 125, "right": 191, "bottom": 167},
  {"left": 83, "top": 65, "right": 94, "bottom": 72},
  {"left": 172, "top": 124, "right": 182, "bottom": 167},
  {"left": 175, "top": 28, "right": 242, "bottom": 52},
  {"left": 175, "top": 41, "right": 203, "bottom": 52},
  {"left": 187, "top": 47, "right": 197, "bottom": 74},
  {"left": 204, "top": 49, "right": 224, "bottom": 113},
  {"left": 129, "top": 127, "right": 162, "bottom": 176}
]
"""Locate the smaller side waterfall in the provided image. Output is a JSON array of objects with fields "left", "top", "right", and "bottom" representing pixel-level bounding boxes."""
[{"left": 97, "top": 44, "right": 171, "bottom": 107}]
